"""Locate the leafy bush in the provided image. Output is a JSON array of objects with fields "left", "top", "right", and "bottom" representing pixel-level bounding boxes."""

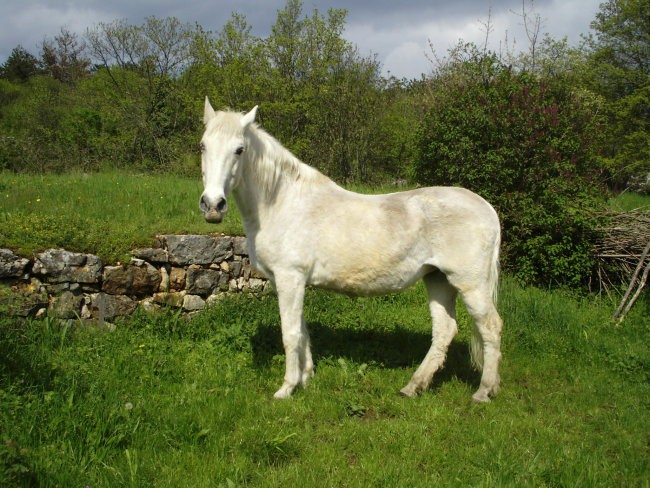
[{"left": 414, "top": 51, "right": 607, "bottom": 287}]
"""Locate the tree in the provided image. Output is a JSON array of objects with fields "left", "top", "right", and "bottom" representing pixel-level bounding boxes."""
[
  {"left": 40, "top": 28, "right": 90, "bottom": 84},
  {"left": 85, "top": 17, "right": 196, "bottom": 170},
  {"left": 0, "top": 46, "right": 40, "bottom": 83},
  {"left": 265, "top": 1, "right": 387, "bottom": 181},
  {"left": 583, "top": 0, "right": 650, "bottom": 188},
  {"left": 268, "top": 0, "right": 305, "bottom": 85},
  {"left": 0, "top": 2, "right": 406, "bottom": 182}
]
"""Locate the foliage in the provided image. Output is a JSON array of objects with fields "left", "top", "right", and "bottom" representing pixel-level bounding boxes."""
[
  {"left": 0, "top": 0, "right": 642, "bottom": 191},
  {"left": 40, "top": 28, "right": 90, "bottom": 85},
  {"left": 0, "top": 3, "right": 405, "bottom": 182},
  {"left": 0, "top": 278, "right": 648, "bottom": 485},
  {"left": 582, "top": 0, "right": 650, "bottom": 188},
  {"left": 0, "top": 46, "right": 40, "bottom": 83},
  {"left": 415, "top": 46, "right": 607, "bottom": 286}
]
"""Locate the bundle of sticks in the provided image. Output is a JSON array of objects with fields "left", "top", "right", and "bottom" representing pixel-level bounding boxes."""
[{"left": 594, "top": 208, "right": 650, "bottom": 322}]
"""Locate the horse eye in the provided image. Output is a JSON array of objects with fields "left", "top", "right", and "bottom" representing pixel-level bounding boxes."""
[{"left": 235, "top": 146, "right": 244, "bottom": 155}]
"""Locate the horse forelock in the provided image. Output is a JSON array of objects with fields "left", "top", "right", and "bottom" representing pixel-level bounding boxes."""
[{"left": 204, "top": 110, "right": 250, "bottom": 138}]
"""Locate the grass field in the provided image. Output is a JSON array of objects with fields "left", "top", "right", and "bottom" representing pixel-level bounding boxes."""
[
  {"left": 1, "top": 171, "right": 648, "bottom": 486},
  {"left": 0, "top": 171, "right": 243, "bottom": 263},
  {"left": 606, "top": 190, "right": 650, "bottom": 212},
  {"left": 1, "top": 277, "right": 648, "bottom": 486}
]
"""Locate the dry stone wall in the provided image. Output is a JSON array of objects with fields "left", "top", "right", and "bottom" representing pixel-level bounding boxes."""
[{"left": 0, "top": 235, "right": 268, "bottom": 321}]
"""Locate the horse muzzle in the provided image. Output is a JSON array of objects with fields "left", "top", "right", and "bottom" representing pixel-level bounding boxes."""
[
  {"left": 200, "top": 194, "right": 227, "bottom": 223},
  {"left": 204, "top": 209, "right": 225, "bottom": 223}
]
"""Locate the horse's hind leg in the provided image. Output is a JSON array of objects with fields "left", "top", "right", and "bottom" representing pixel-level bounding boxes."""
[
  {"left": 300, "top": 318, "right": 314, "bottom": 386},
  {"left": 273, "top": 272, "right": 310, "bottom": 399},
  {"left": 459, "top": 287, "right": 502, "bottom": 403},
  {"left": 400, "top": 272, "right": 457, "bottom": 397}
]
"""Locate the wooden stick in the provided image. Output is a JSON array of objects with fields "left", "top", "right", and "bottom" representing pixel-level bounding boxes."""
[
  {"left": 613, "top": 240, "right": 650, "bottom": 321},
  {"left": 618, "top": 259, "right": 650, "bottom": 323}
]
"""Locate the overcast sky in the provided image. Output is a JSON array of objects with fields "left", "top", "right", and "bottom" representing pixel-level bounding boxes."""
[{"left": 0, "top": 0, "right": 603, "bottom": 79}]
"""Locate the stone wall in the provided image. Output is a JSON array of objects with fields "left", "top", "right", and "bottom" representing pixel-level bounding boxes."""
[{"left": 0, "top": 235, "right": 268, "bottom": 321}]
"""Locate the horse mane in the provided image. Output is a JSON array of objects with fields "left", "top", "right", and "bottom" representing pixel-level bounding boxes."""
[{"left": 244, "top": 118, "right": 331, "bottom": 197}]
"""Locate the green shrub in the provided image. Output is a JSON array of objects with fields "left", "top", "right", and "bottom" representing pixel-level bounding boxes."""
[{"left": 415, "top": 51, "right": 607, "bottom": 287}]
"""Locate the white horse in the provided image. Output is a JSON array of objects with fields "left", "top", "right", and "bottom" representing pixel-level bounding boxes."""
[{"left": 199, "top": 99, "right": 503, "bottom": 402}]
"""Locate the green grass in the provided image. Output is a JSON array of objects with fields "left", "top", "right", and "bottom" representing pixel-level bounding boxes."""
[
  {"left": 607, "top": 191, "right": 650, "bottom": 212},
  {"left": 1, "top": 277, "right": 648, "bottom": 487},
  {"left": 0, "top": 171, "right": 244, "bottom": 262}
]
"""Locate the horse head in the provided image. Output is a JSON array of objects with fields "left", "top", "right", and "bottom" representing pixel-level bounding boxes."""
[{"left": 199, "top": 98, "right": 257, "bottom": 223}]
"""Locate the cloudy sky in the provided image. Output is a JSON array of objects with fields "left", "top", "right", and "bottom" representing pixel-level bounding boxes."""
[{"left": 0, "top": 0, "right": 603, "bottom": 79}]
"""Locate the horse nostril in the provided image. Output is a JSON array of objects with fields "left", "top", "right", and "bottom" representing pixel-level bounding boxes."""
[
  {"left": 216, "top": 197, "right": 227, "bottom": 212},
  {"left": 199, "top": 194, "right": 209, "bottom": 212}
]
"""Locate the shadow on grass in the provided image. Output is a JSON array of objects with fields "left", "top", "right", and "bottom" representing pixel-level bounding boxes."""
[
  {"left": 0, "top": 321, "right": 58, "bottom": 392},
  {"left": 251, "top": 321, "right": 479, "bottom": 391}
]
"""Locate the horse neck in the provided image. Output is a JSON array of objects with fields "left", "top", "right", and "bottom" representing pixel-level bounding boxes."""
[{"left": 232, "top": 127, "right": 309, "bottom": 232}]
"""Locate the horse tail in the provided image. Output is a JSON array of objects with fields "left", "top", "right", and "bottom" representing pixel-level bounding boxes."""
[
  {"left": 488, "top": 225, "right": 501, "bottom": 305},
  {"left": 470, "top": 224, "right": 501, "bottom": 371}
]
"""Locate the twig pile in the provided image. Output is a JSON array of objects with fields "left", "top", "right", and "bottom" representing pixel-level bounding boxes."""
[{"left": 594, "top": 208, "right": 650, "bottom": 322}]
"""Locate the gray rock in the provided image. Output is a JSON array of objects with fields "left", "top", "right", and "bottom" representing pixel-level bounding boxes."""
[
  {"left": 233, "top": 236, "right": 248, "bottom": 255},
  {"left": 139, "top": 297, "right": 160, "bottom": 314},
  {"left": 182, "top": 294, "right": 206, "bottom": 311},
  {"left": 158, "top": 266, "right": 170, "bottom": 292},
  {"left": 4, "top": 290, "right": 49, "bottom": 317},
  {"left": 152, "top": 291, "right": 186, "bottom": 308},
  {"left": 218, "top": 272, "right": 230, "bottom": 291},
  {"left": 242, "top": 259, "right": 251, "bottom": 280},
  {"left": 206, "top": 293, "right": 227, "bottom": 305},
  {"left": 132, "top": 247, "right": 169, "bottom": 263},
  {"left": 45, "top": 282, "right": 69, "bottom": 294},
  {"left": 249, "top": 278, "right": 266, "bottom": 291},
  {"left": 169, "top": 267, "right": 186, "bottom": 290},
  {"left": 49, "top": 291, "right": 84, "bottom": 319},
  {"left": 186, "top": 267, "right": 222, "bottom": 296},
  {"left": 251, "top": 266, "right": 266, "bottom": 279},
  {"left": 162, "top": 235, "right": 233, "bottom": 265},
  {"left": 0, "top": 249, "right": 30, "bottom": 278},
  {"left": 89, "top": 292, "right": 138, "bottom": 321},
  {"left": 33, "top": 249, "right": 102, "bottom": 284},
  {"left": 102, "top": 261, "right": 161, "bottom": 297},
  {"left": 229, "top": 260, "right": 242, "bottom": 277}
]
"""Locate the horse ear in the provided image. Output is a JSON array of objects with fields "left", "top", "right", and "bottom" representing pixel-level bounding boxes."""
[
  {"left": 204, "top": 97, "right": 216, "bottom": 124},
  {"left": 241, "top": 106, "right": 258, "bottom": 128}
]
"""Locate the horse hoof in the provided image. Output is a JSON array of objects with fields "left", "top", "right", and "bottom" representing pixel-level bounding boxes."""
[
  {"left": 399, "top": 385, "right": 418, "bottom": 398},
  {"left": 273, "top": 385, "right": 294, "bottom": 399},
  {"left": 471, "top": 392, "right": 491, "bottom": 403}
]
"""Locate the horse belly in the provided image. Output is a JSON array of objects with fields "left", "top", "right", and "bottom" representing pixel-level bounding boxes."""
[{"left": 309, "top": 244, "right": 429, "bottom": 296}]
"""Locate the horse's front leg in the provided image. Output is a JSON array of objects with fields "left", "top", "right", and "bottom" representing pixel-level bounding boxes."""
[{"left": 273, "top": 272, "right": 310, "bottom": 399}]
